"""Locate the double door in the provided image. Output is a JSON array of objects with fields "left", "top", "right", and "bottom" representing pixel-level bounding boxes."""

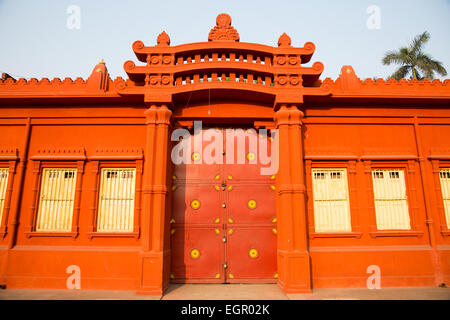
[{"left": 170, "top": 127, "right": 277, "bottom": 283}]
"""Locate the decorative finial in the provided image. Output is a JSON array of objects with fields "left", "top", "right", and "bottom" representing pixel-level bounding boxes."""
[
  {"left": 216, "top": 13, "right": 232, "bottom": 27},
  {"left": 99, "top": 59, "right": 105, "bottom": 64},
  {"left": 157, "top": 31, "right": 171, "bottom": 46},
  {"left": 278, "top": 33, "right": 292, "bottom": 47},
  {"left": 208, "top": 13, "right": 240, "bottom": 42}
]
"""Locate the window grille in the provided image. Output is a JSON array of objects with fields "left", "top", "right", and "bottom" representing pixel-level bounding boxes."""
[
  {"left": 312, "top": 168, "right": 352, "bottom": 232},
  {"left": 0, "top": 168, "right": 9, "bottom": 226},
  {"left": 97, "top": 168, "right": 136, "bottom": 232},
  {"left": 36, "top": 168, "right": 77, "bottom": 232},
  {"left": 439, "top": 169, "right": 450, "bottom": 229},
  {"left": 372, "top": 169, "right": 410, "bottom": 230}
]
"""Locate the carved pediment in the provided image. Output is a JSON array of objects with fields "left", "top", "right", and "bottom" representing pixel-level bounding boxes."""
[{"left": 208, "top": 13, "right": 240, "bottom": 42}]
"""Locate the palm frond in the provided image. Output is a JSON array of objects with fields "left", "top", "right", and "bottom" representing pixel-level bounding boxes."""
[
  {"left": 388, "top": 65, "right": 410, "bottom": 80},
  {"left": 382, "top": 48, "right": 409, "bottom": 65},
  {"left": 416, "top": 53, "right": 448, "bottom": 79},
  {"left": 412, "top": 68, "right": 423, "bottom": 80},
  {"left": 410, "top": 31, "right": 430, "bottom": 54},
  {"left": 382, "top": 31, "right": 446, "bottom": 81}
]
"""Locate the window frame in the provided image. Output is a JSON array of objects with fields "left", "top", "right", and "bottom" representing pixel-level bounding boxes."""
[
  {"left": 87, "top": 160, "right": 142, "bottom": 239},
  {"left": 306, "top": 160, "right": 362, "bottom": 239},
  {"left": 0, "top": 160, "right": 17, "bottom": 238},
  {"left": 364, "top": 160, "right": 423, "bottom": 238},
  {"left": 430, "top": 159, "right": 450, "bottom": 236},
  {"left": 26, "top": 160, "right": 84, "bottom": 238}
]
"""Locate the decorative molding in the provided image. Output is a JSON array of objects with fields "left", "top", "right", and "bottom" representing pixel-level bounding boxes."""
[
  {"left": 24, "top": 231, "right": 78, "bottom": 238},
  {"left": 174, "top": 120, "right": 194, "bottom": 130},
  {"left": 30, "top": 148, "right": 86, "bottom": 161},
  {"left": 86, "top": 232, "right": 140, "bottom": 239},
  {"left": 254, "top": 121, "right": 276, "bottom": 130},
  {"left": 0, "top": 148, "right": 19, "bottom": 161},
  {"left": 428, "top": 148, "right": 450, "bottom": 160},
  {"left": 309, "top": 232, "right": 362, "bottom": 239},
  {"left": 278, "top": 184, "right": 306, "bottom": 195},
  {"left": 1, "top": 37, "right": 449, "bottom": 102},
  {"left": 89, "top": 148, "right": 144, "bottom": 160},
  {"left": 441, "top": 229, "right": 450, "bottom": 237},
  {"left": 320, "top": 66, "right": 450, "bottom": 99},
  {"left": 304, "top": 147, "right": 357, "bottom": 160},
  {"left": 369, "top": 230, "right": 424, "bottom": 238},
  {"left": 360, "top": 147, "right": 417, "bottom": 161}
]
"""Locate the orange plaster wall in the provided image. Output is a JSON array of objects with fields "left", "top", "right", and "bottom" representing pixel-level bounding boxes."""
[
  {"left": 303, "top": 104, "right": 450, "bottom": 288},
  {"left": 0, "top": 102, "right": 449, "bottom": 290},
  {"left": 0, "top": 107, "right": 147, "bottom": 290}
]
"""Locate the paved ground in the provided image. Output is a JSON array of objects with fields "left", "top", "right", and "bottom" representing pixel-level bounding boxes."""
[{"left": 0, "top": 284, "right": 448, "bottom": 300}]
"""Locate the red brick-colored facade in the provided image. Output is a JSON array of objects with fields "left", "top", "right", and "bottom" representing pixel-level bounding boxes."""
[{"left": 0, "top": 14, "right": 449, "bottom": 295}]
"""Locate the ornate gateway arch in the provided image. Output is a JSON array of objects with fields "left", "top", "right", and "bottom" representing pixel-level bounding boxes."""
[{"left": 119, "top": 13, "right": 329, "bottom": 294}]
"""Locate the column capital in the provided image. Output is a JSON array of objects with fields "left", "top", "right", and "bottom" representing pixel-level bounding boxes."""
[
  {"left": 288, "top": 105, "right": 304, "bottom": 125},
  {"left": 156, "top": 105, "right": 172, "bottom": 125},
  {"left": 274, "top": 105, "right": 304, "bottom": 128},
  {"left": 144, "top": 104, "right": 172, "bottom": 125},
  {"left": 144, "top": 105, "right": 158, "bottom": 124},
  {"left": 274, "top": 105, "right": 290, "bottom": 127}
]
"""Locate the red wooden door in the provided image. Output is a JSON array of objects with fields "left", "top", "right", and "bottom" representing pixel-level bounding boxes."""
[{"left": 170, "top": 127, "right": 277, "bottom": 283}]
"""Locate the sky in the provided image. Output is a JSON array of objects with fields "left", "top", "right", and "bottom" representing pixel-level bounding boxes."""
[{"left": 0, "top": 0, "right": 449, "bottom": 81}]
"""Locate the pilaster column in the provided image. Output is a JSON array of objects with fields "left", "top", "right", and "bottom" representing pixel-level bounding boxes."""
[
  {"left": 138, "top": 104, "right": 172, "bottom": 295},
  {"left": 275, "top": 104, "right": 311, "bottom": 294}
]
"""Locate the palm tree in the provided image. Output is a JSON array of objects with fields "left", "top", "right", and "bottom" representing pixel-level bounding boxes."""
[{"left": 382, "top": 31, "right": 447, "bottom": 80}]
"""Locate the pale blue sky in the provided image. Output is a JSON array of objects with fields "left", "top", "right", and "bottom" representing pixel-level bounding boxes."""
[{"left": 0, "top": 0, "right": 449, "bottom": 81}]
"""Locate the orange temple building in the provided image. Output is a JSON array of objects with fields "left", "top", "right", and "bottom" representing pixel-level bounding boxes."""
[{"left": 0, "top": 14, "right": 449, "bottom": 296}]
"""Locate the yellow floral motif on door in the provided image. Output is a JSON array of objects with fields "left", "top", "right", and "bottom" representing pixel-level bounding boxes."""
[
  {"left": 248, "top": 248, "right": 259, "bottom": 259},
  {"left": 190, "top": 248, "right": 200, "bottom": 259},
  {"left": 190, "top": 199, "right": 201, "bottom": 210}
]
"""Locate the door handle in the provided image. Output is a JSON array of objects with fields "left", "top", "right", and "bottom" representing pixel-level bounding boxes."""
[{"left": 222, "top": 236, "right": 227, "bottom": 243}]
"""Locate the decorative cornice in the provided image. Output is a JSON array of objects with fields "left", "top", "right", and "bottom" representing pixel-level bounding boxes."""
[
  {"left": 0, "top": 148, "right": 19, "bottom": 161},
  {"left": 0, "top": 19, "right": 449, "bottom": 103},
  {"left": 428, "top": 148, "right": 450, "bottom": 160},
  {"left": 360, "top": 147, "right": 417, "bottom": 160},
  {"left": 319, "top": 66, "right": 450, "bottom": 100},
  {"left": 30, "top": 148, "right": 86, "bottom": 161},
  {"left": 304, "top": 147, "right": 356, "bottom": 160},
  {"left": 89, "top": 148, "right": 144, "bottom": 160}
]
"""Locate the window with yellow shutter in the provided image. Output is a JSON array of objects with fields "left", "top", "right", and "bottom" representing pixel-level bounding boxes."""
[
  {"left": 36, "top": 168, "right": 77, "bottom": 232},
  {"left": 97, "top": 168, "right": 136, "bottom": 232},
  {"left": 372, "top": 169, "right": 410, "bottom": 230},
  {"left": 439, "top": 169, "right": 450, "bottom": 229},
  {"left": 0, "top": 168, "right": 9, "bottom": 227},
  {"left": 312, "top": 168, "right": 352, "bottom": 232}
]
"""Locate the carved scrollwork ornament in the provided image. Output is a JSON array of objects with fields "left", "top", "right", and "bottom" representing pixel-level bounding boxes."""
[
  {"left": 277, "top": 76, "right": 288, "bottom": 86},
  {"left": 161, "top": 75, "right": 171, "bottom": 85},
  {"left": 276, "top": 56, "right": 287, "bottom": 65},
  {"left": 290, "top": 76, "right": 300, "bottom": 86},
  {"left": 150, "top": 76, "right": 159, "bottom": 86},
  {"left": 162, "top": 55, "right": 172, "bottom": 65},
  {"left": 150, "top": 55, "right": 160, "bottom": 65}
]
